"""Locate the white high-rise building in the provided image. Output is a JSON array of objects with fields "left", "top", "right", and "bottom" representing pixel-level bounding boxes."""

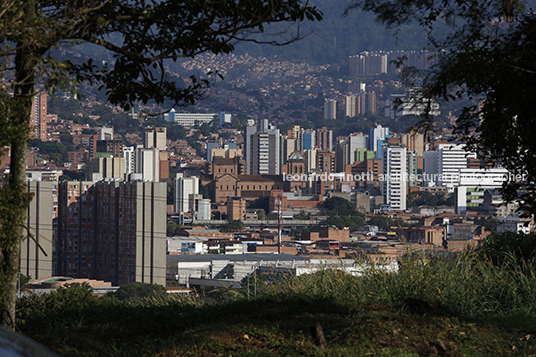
[
  {"left": 437, "top": 144, "right": 477, "bottom": 188},
  {"left": 123, "top": 146, "right": 136, "bottom": 174},
  {"left": 382, "top": 144, "right": 407, "bottom": 211},
  {"left": 250, "top": 131, "right": 280, "bottom": 175},
  {"left": 175, "top": 174, "right": 199, "bottom": 213},
  {"left": 456, "top": 168, "right": 509, "bottom": 214},
  {"left": 99, "top": 127, "right": 114, "bottom": 140},
  {"left": 135, "top": 148, "right": 160, "bottom": 182},
  {"left": 345, "top": 95, "right": 357, "bottom": 118},
  {"left": 249, "top": 120, "right": 280, "bottom": 175},
  {"left": 368, "top": 125, "right": 390, "bottom": 152},
  {"left": 347, "top": 133, "right": 368, "bottom": 164},
  {"left": 197, "top": 199, "right": 211, "bottom": 220}
]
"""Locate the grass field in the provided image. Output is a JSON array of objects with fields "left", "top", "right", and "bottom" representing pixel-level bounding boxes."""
[{"left": 16, "top": 246, "right": 536, "bottom": 356}]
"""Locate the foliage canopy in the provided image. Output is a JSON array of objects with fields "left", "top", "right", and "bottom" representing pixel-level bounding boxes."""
[
  {"left": 0, "top": 0, "right": 321, "bottom": 329},
  {"left": 324, "top": 196, "right": 357, "bottom": 215},
  {"left": 349, "top": 0, "right": 536, "bottom": 212},
  {"left": 324, "top": 196, "right": 365, "bottom": 231},
  {"left": 406, "top": 191, "right": 454, "bottom": 208}
]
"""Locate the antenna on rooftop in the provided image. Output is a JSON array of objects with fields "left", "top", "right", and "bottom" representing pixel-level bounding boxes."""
[{"left": 278, "top": 193, "right": 282, "bottom": 254}]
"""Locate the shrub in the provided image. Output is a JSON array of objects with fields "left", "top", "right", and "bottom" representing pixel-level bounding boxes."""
[
  {"left": 17, "top": 283, "right": 100, "bottom": 329},
  {"left": 111, "top": 282, "right": 167, "bottom": 303},
  {"left": 476, "top": 231, "right": 536, "bottom": 267},
  {"left": 263, "top": 248, "right": 536, "bottom": 318}
]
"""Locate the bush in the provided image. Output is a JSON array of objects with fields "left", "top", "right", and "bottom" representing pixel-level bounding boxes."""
[
  {"left": 263, "top": 248, "right": 536, "bottom": 318},
  {"left": 17, "top": 283, "right": 101, "bottom": 329},
  {"left": 18, "top": 283, "right": 97, "bottom": 313},
  {"left": 111, "top": 282, "right": 167, "bottom": 303},
  {"left": 476, "top": 231, "right": 536, "bottom": 267}
]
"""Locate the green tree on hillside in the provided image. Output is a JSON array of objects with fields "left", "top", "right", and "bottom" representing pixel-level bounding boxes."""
[
  {"left": 367, "top": 216, "right": 393, "bottom": 230},
  {"left": 325, "top": 215, "right": 365, "bottom": 232},
  {"left": 325, "top": 196, "right": 358, "bottom": 216},
  {"left": 29, "top": 139, "right": 73, "bottom": 165},
  {"left": 232, "top": 113, "right": 249, "bottom": 131},
  {"left": 167, "top": 125, "right": 188, "bottom": 142},
  {"left": 0, "top": 0, "right": 321, "bottom": 329},
  {"left": 324, "top": 196, "right": 365, "bottom": 231},
  {"left": 367, "top": 216, "right": 408, "bottom": 230}
]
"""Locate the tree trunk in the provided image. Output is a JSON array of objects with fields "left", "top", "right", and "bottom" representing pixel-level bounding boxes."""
[{"left": 0, "top": 21, "right": 36, "bottom": 329}]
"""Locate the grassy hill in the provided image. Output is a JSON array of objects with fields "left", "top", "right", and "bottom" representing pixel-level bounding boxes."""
[
  {"left": 19, "top": 293, "right": 536, "bottom": 356},
  {"left": 17, "top": 235, "right": 536, "bottom": 356}
]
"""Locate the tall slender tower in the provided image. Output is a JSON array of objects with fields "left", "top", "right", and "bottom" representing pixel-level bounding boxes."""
[
  {"left": 30, "top": 92, "right": 48, "bottom": 141},
  {"left": 140, "top": 127, "right": 168, "bottom": 180},
  {"left": 249, "top": 120, "right": 280, "bottom": 175},
  {"left": 143, "top": 127, "right": 167, "bottom": 150},
  {"left": 324, "top": 99, "right": 337, "bottom": 119},
  {"left": 382, "top": 144, "right": 407, "bottom": 211},
  {"left": 345, "top": 95, "right": 357, "bottom": 118}
]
